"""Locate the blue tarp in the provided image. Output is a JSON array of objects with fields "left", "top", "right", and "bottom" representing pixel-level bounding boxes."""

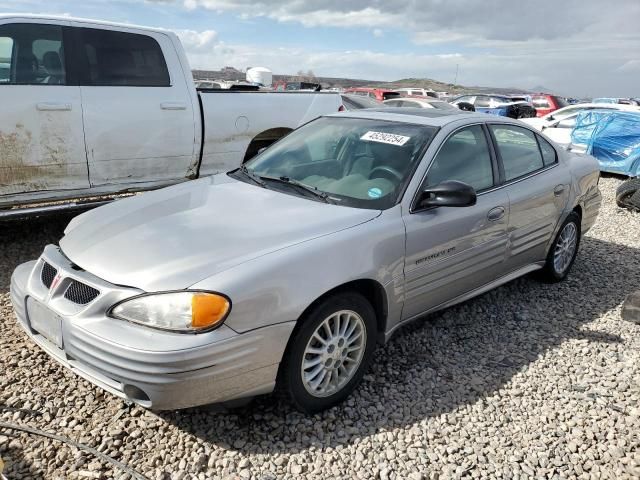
[{"left": 571, "top": 110, "right": 640, "bottom": 176}]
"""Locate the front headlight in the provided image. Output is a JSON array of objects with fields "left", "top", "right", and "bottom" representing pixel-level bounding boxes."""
[{"left": 109, "top": 291, "right": 231, "bottom": 333}]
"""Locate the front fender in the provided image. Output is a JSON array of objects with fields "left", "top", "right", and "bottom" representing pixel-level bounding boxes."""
[{"left": 190, "top": 207, "right": 406, "bottom": 335}]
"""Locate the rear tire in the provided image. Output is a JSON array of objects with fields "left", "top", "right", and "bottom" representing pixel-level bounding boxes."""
[
  {"left": 616, "top": 178, "right": 640, "bottom": 211},
  {"left": 281, "top": 292, "right": 377, "bottom": 413},
  {"left": 538, "top": 212, "right": 581, "bottom": 283}
]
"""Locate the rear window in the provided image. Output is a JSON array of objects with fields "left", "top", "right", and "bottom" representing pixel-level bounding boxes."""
[
  {"left": 78, "top": 28, "right": 170, "bottom": 87},
  {"left": 382, "top": 92, "right": 401, "bottom": 100},
  {"left": 0, "top": 23, "right": 66, "bottom": 85},
  {"left": 532, "top": 96, "right": 550, "bottom": 109},
  {"left": 490, "top": 125, "right": 545, "bottom": 180},
  {"left": 537, "top": 135, "right": 557, "bottom": 166}
]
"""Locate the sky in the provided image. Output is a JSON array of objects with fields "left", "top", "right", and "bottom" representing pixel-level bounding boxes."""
[{"left": 2, "top": 0, "right": 639, "bottom": 97}]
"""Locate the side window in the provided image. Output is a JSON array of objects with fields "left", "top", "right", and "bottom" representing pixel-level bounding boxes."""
[
  {"left": 474, "top": 96, "right": 490, "bottom": 108},
  {"left": 78, "top": 28, "right": 169, "bottom": 86},
  {"left": 537, "top": 134, "right": 557, "bottom": 166},
  {"left": 0, "top": 36, "right": 12, "bottom": 83},
  {"left": 490, "top": 125, "right": 545, "bottom": 180},
  {"left": 0, "top": 23, "right": 66, "bottom": 85},
  {"left": 426, "top": 125, "right": 494, "bottom": 191}
]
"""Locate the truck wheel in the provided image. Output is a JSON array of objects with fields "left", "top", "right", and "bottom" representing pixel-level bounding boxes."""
[
  {"left": 616, "top": 178, "right": 640, "bottom": 211},
  {"left": 538, "top": 212, "right": 581, "bottom": 283},
  {"left": 281, "top": 292, "right": 377, "bottom": 413}
]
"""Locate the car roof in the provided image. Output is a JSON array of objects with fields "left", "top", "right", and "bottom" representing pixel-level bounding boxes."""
[
  {"left": 327, "top": 108, "right": 505, "bottom": 127},
  {"left": 0, "top": 13, "right": 169, "bottom": 34}
]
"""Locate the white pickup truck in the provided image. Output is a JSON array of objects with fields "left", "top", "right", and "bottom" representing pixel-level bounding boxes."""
[{"left": 0, "top": 15, "right": 342, "bottom": 217}]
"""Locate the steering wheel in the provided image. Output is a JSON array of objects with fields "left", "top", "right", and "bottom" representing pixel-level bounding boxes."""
[{"left": 369, "top": 166, "right": 403, "bottom": 183}]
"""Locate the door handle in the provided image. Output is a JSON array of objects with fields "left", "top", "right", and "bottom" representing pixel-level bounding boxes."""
[
  {"left": 554, "top": 185, "right": 566, "bottom": 196},
  {"left": 487, "top": 206, "right": 505, "bottom": 221},
  {"left": 161, "top": 102, "right": 187, "bottom": 110},
  {"left": 36, "top": 102, "right": 72, "bottom": 111}
]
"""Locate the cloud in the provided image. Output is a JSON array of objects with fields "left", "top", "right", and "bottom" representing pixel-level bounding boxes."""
[
  {"left": 617, "top": 60, "right": 640, "bottom": 73},
  {"left": 158, "top": 0, "right": 640, "bottom": 42},
  {"left": 148, "top": 0, "right": 640, "bottom": 96},
  {"left": 174, "top": 29, "right": 218, "bottom": 51}
]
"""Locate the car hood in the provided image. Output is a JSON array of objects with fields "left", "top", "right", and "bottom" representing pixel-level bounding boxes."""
[{"left": 60, "top": 175, "right": 380, "bottom": 291}]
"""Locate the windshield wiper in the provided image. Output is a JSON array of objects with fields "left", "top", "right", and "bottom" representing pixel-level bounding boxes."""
[
  {"left": 260, "top": 175, "right": 334, "bottom": 204},
  {"left": 236, "top": 165, "right": 266, "bottom": 187}
]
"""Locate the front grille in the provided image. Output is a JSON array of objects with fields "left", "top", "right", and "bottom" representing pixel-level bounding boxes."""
[
  {"left": 41, "top": 262, "right": 57, "bottom": 289},
  {"left": 64, "top": 280, "right": 100, "bottom": 305}
]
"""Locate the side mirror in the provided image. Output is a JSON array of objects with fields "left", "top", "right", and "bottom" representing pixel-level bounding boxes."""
[{"left": 418, "top": 180, "right": 477, "bottom": 208}]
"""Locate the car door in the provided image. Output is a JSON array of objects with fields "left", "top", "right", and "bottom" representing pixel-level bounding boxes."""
[
  {"left": 70, "top": 24, "right": 197, "bottom": 186},
  {"left": 402, "top": 124, "right": 509, "bottom": 319},
  {"left": 0, "top": 21, "right": 88, "bottom": 196},
  {"left": 488, "top": 123, "right": 571, "bottom": 270}
]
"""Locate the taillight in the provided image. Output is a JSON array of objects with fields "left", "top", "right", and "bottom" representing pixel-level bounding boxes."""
[{"left": 338, "top": 104, "right": 346, "bottom": 112}]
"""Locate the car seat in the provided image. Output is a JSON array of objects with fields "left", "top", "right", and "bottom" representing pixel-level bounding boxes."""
[{"left": 42, "top": 51, "right": 64, "bottom": 84}]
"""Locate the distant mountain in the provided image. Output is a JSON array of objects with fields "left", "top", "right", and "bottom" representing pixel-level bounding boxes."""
[
  {"left": 530, "top": 85, "right": 554, "bottom": 93},
  {"left": 192, "top": 69, "right": 533, "bottom": 95}
]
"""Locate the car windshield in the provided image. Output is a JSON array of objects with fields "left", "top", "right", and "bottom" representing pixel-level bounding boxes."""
[{"left": 236, "top": 117, "right": 438, "bottom": 209}]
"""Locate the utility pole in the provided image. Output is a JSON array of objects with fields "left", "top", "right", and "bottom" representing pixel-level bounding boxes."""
[{"left": 454, "top": 64, "right": 459, "bottom": 88}]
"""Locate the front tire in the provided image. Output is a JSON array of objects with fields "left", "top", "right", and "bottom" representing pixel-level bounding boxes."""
[
  {"left": 616, "top": 178, "right": 640, "bottom": 211},
  {"left": 281, "top": 292, "right": 377, "bottom": 413},
  {"left": 538, "top": 211, "right": 581, "bottom": 283}
]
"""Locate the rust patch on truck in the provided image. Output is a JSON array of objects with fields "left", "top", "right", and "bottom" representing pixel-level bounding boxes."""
[
  {"left": 0, "top": 119, "right": 72, "bottom": 193},
  {"left": 0, "top": 124, "right": 33, "bottom": 186}
]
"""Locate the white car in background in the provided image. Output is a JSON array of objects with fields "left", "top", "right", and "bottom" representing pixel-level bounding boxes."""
[
  {"left": 383, "top": 97, "right": 460, "bottom": 111},
  {"left": 521, "top": 103, "right": 640, "bottom": 146},
  {"left": 394, "top": 87, "right": 438, "bottom": 98}
]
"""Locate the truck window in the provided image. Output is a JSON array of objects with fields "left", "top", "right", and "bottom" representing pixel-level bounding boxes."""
[
  {"left": 78, "top": 28, "right": 170, "bottom": 87},
  {"left": 0, "top": 37, "right": 12, "bottom": 83},
  {"left": 0, "top": 23, "right": 66, "bottom": 85}
]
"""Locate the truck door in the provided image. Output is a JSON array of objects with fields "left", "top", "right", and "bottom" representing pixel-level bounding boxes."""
[
  {"left": 0, "top": 21, "right": 88, "bottom": 196},
  {"left": 70, "top": 25, "right": 197, "bottom": 187}
]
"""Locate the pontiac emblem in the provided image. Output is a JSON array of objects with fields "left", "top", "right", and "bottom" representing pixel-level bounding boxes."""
[{"left": 50, "top": 273, "right": 63, "bottom": 291}]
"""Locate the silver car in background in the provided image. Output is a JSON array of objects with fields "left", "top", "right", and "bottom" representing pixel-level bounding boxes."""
[{"left": 11, "top": 110, "right": 602, "bottom": 413}]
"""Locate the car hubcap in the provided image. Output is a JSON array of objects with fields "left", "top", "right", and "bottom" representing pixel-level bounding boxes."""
[
  {"left": 553, "top": 222, "right": 577, "bottom": 274},
  {"left": 301, "top": 310, "right": 366, "bottom": 398}
]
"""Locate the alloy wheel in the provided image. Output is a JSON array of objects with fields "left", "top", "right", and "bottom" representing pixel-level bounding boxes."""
[
  {"left": 553, "top": 222, "right": 578, "bottom": 274},
  {"left": 301, "top": 310, "right": 367, "bottom": 398}
]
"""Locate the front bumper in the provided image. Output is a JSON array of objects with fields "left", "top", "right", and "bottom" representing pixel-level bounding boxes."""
[{"left": 10, "top": 245, "right": 295, "bottom": 410}]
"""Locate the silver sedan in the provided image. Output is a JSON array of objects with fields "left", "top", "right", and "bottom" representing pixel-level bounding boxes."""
[{"left": 11, "top": 110, "right": 602, "bottom": 413}]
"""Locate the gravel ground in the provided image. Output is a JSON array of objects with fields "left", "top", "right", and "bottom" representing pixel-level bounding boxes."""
[{"left": 1, "top": 176, "right": 639, "bottom": 480}]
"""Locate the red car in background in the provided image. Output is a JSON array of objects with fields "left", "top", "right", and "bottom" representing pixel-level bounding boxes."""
[
  {"left": 530, "top": 93, "right": 568, "bottom": 117},
  {"left": 343, "top": 87, "right": 401, "bottom": 102}
]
